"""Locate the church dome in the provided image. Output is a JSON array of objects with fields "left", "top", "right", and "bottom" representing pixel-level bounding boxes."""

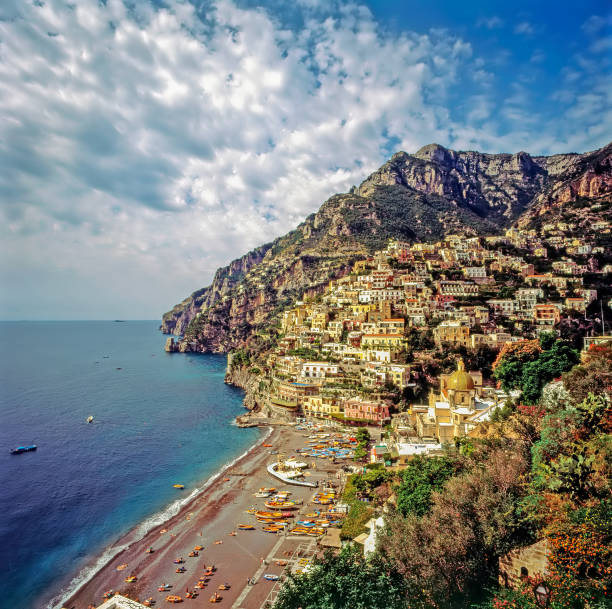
[{"left": 447, "top": 359, "right": 474, "bottom": 391}]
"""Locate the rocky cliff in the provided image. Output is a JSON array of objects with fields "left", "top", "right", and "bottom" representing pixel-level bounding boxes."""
[{"left": 162, "top": 141, "right": 612, "bottom": 352}]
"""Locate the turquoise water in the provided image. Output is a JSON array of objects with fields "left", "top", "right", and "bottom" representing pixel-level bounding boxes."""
[{"left": 0, "top": 321, "right": 259, "bottom": 609}]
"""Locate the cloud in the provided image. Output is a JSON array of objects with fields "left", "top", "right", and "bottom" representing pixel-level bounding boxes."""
[
  {"left": 581, "top": 15, "right": 609, "bottom": 35},
  {"left": 477, "top": 16, "right": 503, "bottom": 30},
  {"left": 0, "top": 0, "right": 610, "bottom": 319},
  {"left": 514, "top": 21, "right": 534, "bottom": 35}
]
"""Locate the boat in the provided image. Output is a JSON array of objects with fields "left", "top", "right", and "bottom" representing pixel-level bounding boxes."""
[
  {"left": 165, "top": 595, "right": 183, "bottom": 603},
  {"left": 143, "top": 598, "right": 154, "bottom": 607},
  {"left": 103, "top": 590, "right": 114, "bottom": 600},
  {"left": 194, "top": 545, "right": 203, "bottom": 551},
  {"left": 218, "top": 584, "right": 231, "bottom": 590},
  {"left": 87, "top": 416, "right": 94, "bottom": 423},
  {"left": 237, "top": 524, "right": 255, "bottom": 530},
  {"left": 188, "top": 551, "right": 199, "bottom": 557},
  {"left": 176, "top": 567, "right": 186, "bottom": 573},
  {"left": 209, "top": 593, "right": 222, "bottom": 603},
  {"left": 264, "top": 501, "right": 300, "bottom": 510},
  {"left": 173, "top": 484, "right": 184, "bottom": 489},
  {"left": 124, "top": 575, "right": 137, "bottom": 583},
  {"left": 158, "top": 584, "right": 172, "bottom": 591},
  {"left": 10, "top": 445, "right": 37, "bottom": 455},
  {"left": 173, "top": 558, "right": 184, "bottom": 564},
  {"left": 263, "top": 574, "right": 279, "bottom": 581}
]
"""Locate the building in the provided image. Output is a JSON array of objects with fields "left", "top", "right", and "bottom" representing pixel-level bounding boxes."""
[
  {"left": 416, "top": 360, "right": 494, "bottom": 443},
  {"left": 533, "top": 303, "right": 561, "bottom": 326},
  {"left": 433, "top": 321, "right": 470, "bottom": 348},
  {"left": 301, "top": 362, "right": 339, "bottom": 379},
  {"left": 303, "top": 395, "right": 343, "bottom": 419},
  {"left": 343, "top": 397, "right": 390, "bottom": 424},
  {"left": 96, "top": 595, "right": 149, "bottom": 609}
]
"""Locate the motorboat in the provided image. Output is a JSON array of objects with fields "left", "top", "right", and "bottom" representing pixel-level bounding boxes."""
[
  {"left": 165, "top": 595, "right": 183, "bottom": 603},
  {"left": 10, "top": 445, "right": 37, "bottom": 455},
  {"left": 124, "top": 575, "right": 137, "bottom": 583},
  {"left": 87, "top": 416, "right": 94, "bottom": 423},
  {"left": 173, "top": 484, "right": 184, "bottom": 489},
  {"left": 263, "top": 574, "right": 279, "bottom": 581},
  {"left": 237, "top": 524, "right": 255, "bottom": 530}
]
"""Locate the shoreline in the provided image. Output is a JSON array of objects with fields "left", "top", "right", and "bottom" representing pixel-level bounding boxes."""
[{"left": 46, "top": 424, "right": 274, "bottom": 609}]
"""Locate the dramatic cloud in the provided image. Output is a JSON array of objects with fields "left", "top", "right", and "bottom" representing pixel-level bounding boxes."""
[{"left": 0, "top": 0, "right": 610, "bottom": 319}]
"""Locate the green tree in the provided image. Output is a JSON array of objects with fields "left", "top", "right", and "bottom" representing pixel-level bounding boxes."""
[
  {"left": 396, "top": 456, "right": 457, "bottom": 517},
  {"left": 272, "top": 545, "right": 410, "bottom": 609}
]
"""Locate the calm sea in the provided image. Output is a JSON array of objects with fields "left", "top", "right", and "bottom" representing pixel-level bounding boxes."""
[{"left": 0, "top": 321, "right": 259, "bottom": 609}]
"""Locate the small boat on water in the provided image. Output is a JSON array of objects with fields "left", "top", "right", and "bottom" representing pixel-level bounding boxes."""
[
  {"left": 173, "top": 484, "right": 185, "bottom": 489},
  {"left": 86, "top": 415, "right": 94, "bottom": 423},
  {"left": 10, "top": 445, "right": 37, "bottom": 455}
]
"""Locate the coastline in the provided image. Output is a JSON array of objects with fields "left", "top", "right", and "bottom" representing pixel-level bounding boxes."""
[{"left": 47, "top": 424, "right": 274, "bottom": 609}]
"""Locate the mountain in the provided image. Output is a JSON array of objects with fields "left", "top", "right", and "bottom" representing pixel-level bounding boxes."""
[{"left": 161, "top": 141, "right": 612, "bottom": 352}]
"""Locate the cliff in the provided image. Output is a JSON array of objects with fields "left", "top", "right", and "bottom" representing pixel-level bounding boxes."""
[{"left": 162, "top": 141, "right": 612, "bottom": 352}]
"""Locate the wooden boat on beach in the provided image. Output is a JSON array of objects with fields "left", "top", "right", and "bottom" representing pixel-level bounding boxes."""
[
  {"left": 166, "top": 595, "right": 183, "bottom": 603},
  {"left": 238, "top": 524, "right": 255, "bottom": 530}
]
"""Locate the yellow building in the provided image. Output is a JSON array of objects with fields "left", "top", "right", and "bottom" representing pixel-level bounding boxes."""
[
  {"left": 361, "top": 333, "right": 407, "bottom": 349},
  {"left": 303, "top": 395, "right": 343, "bottom": 419},
  {"left": 433, "top": 321, "right": 470, "bottom": 348}
]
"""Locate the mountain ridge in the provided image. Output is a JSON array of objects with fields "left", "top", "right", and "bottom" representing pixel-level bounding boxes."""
[{"left": 161, "top": 141, "right": 612, "bottom": 352}]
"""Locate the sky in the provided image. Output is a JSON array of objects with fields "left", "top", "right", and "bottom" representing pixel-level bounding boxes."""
[{"left": 0, "top": 0, "right": 610, "bottom": 320}]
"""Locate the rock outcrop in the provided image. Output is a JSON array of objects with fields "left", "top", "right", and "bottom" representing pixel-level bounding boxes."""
[{"left": 162, "top": 141, "right": 612, "bottom": 353}]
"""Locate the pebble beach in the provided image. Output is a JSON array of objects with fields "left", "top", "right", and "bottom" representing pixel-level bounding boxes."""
[{"left": 63, "top": 425, "right": 349, "bottom": 609}]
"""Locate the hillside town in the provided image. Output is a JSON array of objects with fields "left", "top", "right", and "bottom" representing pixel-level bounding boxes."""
[{"left": 230, "top": 223, "right": 610, "bottom": 452}]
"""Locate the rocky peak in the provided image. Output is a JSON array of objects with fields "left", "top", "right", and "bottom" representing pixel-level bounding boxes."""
[{"left": 161, "top": 140, "right": 611, "bottom": 352}]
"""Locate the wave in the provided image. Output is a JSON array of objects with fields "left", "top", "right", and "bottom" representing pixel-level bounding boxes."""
[{"left": 47, "top": 425, "right": 273, "bottom": 609}]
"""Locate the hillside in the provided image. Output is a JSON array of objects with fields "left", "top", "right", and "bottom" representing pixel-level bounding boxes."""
[{"left": 161, "top": 141, "right": 612, "bottom": 352}]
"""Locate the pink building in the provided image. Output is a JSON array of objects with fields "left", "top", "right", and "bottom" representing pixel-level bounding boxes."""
[{"left": 344, "top": 398, "right": 390, "bottom": 424}]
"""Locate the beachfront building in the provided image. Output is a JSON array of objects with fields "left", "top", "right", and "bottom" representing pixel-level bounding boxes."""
[
  {"left": 96, "top": 595, "right": 149, "bottom": 609},
  {"left": 270, "top": 381, "right": 319, "bottom": 411},
  {"left": 343, "top": 397, "right": 390, "bottom": 424},
  {"left": 303, "top": 395, "right": 343, "bottom": 419}
]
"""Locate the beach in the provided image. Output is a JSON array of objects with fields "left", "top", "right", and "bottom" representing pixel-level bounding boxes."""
[{"left": 61, "top": 425, "right": 346, "bottom": 609}]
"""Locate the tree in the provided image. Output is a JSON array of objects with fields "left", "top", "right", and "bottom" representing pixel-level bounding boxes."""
[
  {"left": 272, "top": 545, "right": 410, "bottom": 609},
  {"left": 396, "top": 456, "right": 457, "bottom": 517},
  {"left": 562, "top": 343, "right": 612, "bottom": 404}
]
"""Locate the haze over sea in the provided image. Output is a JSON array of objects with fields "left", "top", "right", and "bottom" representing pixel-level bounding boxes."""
[{"left": 0, "top": 321, "right": 259, "bottom": 609}]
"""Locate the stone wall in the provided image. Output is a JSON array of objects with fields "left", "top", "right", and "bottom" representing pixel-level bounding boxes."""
[{"left": 499, "top": 540, "right": 550, "bottom": 588}]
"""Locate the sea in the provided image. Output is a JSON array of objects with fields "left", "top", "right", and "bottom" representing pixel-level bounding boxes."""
[{"left": 0, "top": 321, "right": 260, "bottom": 609}]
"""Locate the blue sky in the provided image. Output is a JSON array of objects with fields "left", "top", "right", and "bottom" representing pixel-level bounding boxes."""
[{"left": 0, "top": 0, "right": 610, "bottom": 319}]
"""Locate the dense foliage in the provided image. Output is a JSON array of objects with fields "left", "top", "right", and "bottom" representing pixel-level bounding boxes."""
[
  {"left": 272, "top": 545, "right": 409, "bottom": 609},
  {"left": 493, "top": 334, "right": 579, "bottom": 404},
  {"left": 395, "top": 455, "right": 458, "bottom": 517}
]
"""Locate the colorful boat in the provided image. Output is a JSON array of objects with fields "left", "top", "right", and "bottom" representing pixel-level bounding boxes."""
[
  {"left": 238, "top": 524, "right": 255, "bottom": 530},
  {"left": 173, "top": 484, "right": 184, "bottom": 489},
  {"left": 124, "top": 575, "right": 137, "bottom": 583},
  {"left": 10, "top": 445, "right": 37, "bottom": 455},
  {"left": 166, "top": 595, "right": 183, "bottom": 603},
  {"left": 263, "top": 574, "right": 279, "bottom": 581}
]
